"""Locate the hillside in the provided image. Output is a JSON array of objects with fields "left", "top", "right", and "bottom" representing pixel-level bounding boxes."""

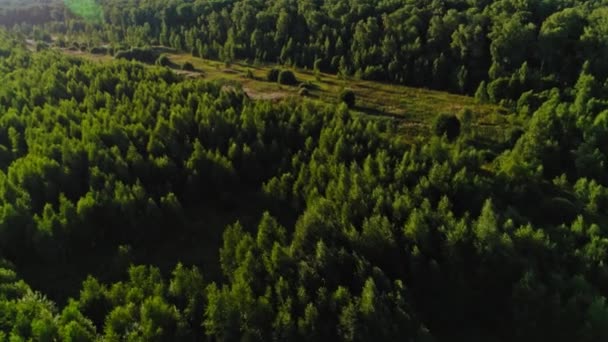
[
  {"left": 2, "top": 0, "right": 608, "bottom": 341},
  {"left": 58, "top": 44, "right": 511, "bottom": 144}
]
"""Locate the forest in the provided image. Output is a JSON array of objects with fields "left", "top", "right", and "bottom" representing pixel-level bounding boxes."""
[{"left": 1, "top": 0, "right": 608, "bottom": 341}]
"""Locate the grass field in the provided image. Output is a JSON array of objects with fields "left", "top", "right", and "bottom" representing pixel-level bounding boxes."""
[{"left": 53, "top": 45, "right": 513, "bottom": 142}]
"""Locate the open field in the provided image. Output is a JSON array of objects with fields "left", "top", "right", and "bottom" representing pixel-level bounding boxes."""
[{"left": 53, "top": 46, "right": 513, "bottom": 142}]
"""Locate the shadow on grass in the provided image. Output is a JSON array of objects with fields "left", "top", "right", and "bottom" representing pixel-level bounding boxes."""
[
  {"left": 234, "top": 62, "right": 263, "bottom": 70},
  {"left": 353, "top": 105, "right": 406, "bottom": 120}
]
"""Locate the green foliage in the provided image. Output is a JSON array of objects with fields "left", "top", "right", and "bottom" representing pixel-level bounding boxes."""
[
  {"left": 340, "top": 89, "right": 356, "bottom": 108},
  {"left": 433, "top": 114, "right": 461, "bottom": 141},
  {"left": 267, "top": 68, "right": 280, "bottom": 82},
  {"left": 475, "top": 81, "right": 489, "bottom": 103},
  {"left": 1, "top": 3, "right": 608, "bottom": 340},
  {"left": 89, "top": 46, "right": 108, "bottom": 55},
  {"left": 156, "top": 54, "right": 171, "bottom": 67},
  {"left": 9, "top": 0, "right": 608, "bottom": 102},
  {"left": 314, "top": 58, "right": 323, "bottom": 72},
  {"left": 181, "top": 61, "right": 194, "bottom": 71},
  {"left": 278, "top": 70, "right": 297, "bottom": 85},
  {"left": 115, "top": 47, "right": 160, "bottom": 64}
]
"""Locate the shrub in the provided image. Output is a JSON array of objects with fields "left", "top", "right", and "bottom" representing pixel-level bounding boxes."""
[
  {"left": 362, "top": 65, "right": 385, "bottom": 81},
  {"left": 314, "top": 58, "right": 324, "bottom": 72},
  {"left": 89, "top": 46, "right": 108, "bottom": 55},
  {"left": 182, "top": 62, "right": 195, "bottom": 71},
  {"left": 459, "top": 108, "right": 474, "bottom": 137},
  {"left": 267, "top": 68, "right": 280, "bottom": 82},
  {"left": 475, "top": 81, "right": 489, "bottom": 103},
  {"left": 115, "top": 47, "right": 159, "bottom": 64},
  {"left": 433, "top": 114, "right": 461, "bottom": 141},
  {"left": 35, "top": 42, "right": 48, "bottom": 52},
  {"left": 246, "top": 69, "right": 254, "bottom": 79},
  {"left": 340, "top": 89, "right": 356, "bottom": 108},
  {"left": 507, "top": 127, "right": 525, "bottom": 146},
  {"left": 299, "top": 88, "right": 309, "bottom": 97},
  {"left": 278, "top": 70, "right": 298, "bottom": 85},
  {"left": 156, "top": 54, "right": 171, "bottom": 67},
  {"left": 487, "top": 77, "right": 511, "bottom": 103}
]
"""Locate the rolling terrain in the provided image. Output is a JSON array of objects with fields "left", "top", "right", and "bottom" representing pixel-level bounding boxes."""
[{"left": 55, "top": 43, "right": 512, "bottom": 143}]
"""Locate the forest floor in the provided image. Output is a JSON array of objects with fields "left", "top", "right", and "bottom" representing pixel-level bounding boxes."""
[{"left": 55, "top": 46, "right": 513, "bottom": 143}]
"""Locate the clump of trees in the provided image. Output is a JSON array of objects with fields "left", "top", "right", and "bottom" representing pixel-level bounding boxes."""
[
  {"left": 115, "top": 47, "right": 159, "bottom": 64},
  {"left": 267, "top": 68, "right": 297, "bottom": 85},
  {"left": 25, "top": 0, "right": 608, "bottom": 105},
  {"left": 433, "top": 114, "right": 461, "bottom": 140},
  {"left": 267, "top": 68, "right": 280, "bottom": 82},
  {"left": 340, "top": 89, "right": 356, "bottom": 108},
  {"left": 182, "top": 61, "right": 194, "bottom": 71}
]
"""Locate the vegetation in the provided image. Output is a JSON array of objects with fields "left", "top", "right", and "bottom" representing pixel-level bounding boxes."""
[
  {"left": 278, "top": 69, "right": 297, "bottom": 85},
  {"left": 267, "top": 68, "right": 280, "bottom": 82},
  {"left": 115, "top": 47, "right": 159, "bottom": 64},
  {"left": 433, "top": 114, "right": 461, "bottom": 140},
  {"left": 156, "top": 54, "right": 171, "bottom": 67},
  {"left": 10, "top": 0, "right": 608, "bottom": 103},
  {"left": 1, "top": 0, "right": 608, "bottom": 341},
  {"left": 340, "top": 89, "right": 356, "bottom": 108},
  {"left": 180, "top": 61, "right": 194, "bottom": 71}
]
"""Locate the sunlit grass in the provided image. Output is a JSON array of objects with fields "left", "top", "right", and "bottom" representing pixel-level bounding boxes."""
[{"left": 57, "top": 47, "right": 512, "bottom": 142}]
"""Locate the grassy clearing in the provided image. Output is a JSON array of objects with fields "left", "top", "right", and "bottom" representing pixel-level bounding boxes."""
[
  {"left": 62, "top": 48, "right": 113, "bottom": 63},
  {"left": 168, "top": 53, "right": 512, "bottom": 140},
  {"left": 55, "top": 47, "right": 513, "bottom": 141}
]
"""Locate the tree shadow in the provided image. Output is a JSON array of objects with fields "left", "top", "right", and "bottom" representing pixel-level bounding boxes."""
[{"left": 353, "top": 105, "right": 406, "bottom": 120}]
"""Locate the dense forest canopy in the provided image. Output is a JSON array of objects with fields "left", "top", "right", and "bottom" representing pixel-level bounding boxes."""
[
  {"left": 7, "top": 0, "right": 608, "bottom": 101},
  {"left": 0, "top": 0, "right": 608, "bottom": 341}
]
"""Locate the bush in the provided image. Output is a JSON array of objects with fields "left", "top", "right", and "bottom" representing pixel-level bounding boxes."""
[
  {"left": 267, "top": 68, "right": 280, "bottom": 82},
  {"left": 278, "top": 70, "right": 298, "bottom": 85},
  {"left": 156, "top": 54, "right": 171, "bottom": 67},
  {"left": 362, "top": 65, "right": 385, "bottom": 81},
  {"left": 299, "top": 88, "right": 309, "bottom": 97},
  {"left": 115, "top": 47, "right": 159, "bottom": 64},
  {"left": 89, "top": 46, "right": 108, "bottom": 55},
  {"left": 475, "top": 81, "right": 489, "bottom": 103},
  {"left": 487, "top": 77, "right": 512, "bottom": 102},
  {"left": 35, "top": 42, "right": 48, "bottom": 52},
  {"left": 340, "top": 89, "right": 356, "bottom": 108},
  {"left": 507, "top": 127, "right": 525, "bottom": 146},
  {"left": 182, "top": 62, "right": 195, "bottom": 71},
  {"left": 314, "top": 58, "right": 324, "bottom": 72},
  {"left": 246, "top": 69, "right": 254, "bottom": 79},
  {"left": 433, "top": 114, "right": 461, "bottom": 141}
]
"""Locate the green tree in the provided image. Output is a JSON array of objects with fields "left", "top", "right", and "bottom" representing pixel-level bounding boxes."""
[
  {"left": 340, "top": 89, "right": 356, "bottom": 108},
  {"left": 433, "top": 114, "right": 461, "bottom": 141}
]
